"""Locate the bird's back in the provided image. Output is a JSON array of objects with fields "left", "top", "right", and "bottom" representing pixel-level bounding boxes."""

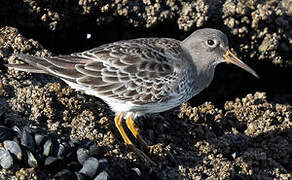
[{"left": 7, "top": 37, "right": 196, "bottom": 115}]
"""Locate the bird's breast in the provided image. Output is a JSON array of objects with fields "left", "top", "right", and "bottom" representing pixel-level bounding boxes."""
[{"left": 176, "top": 69, "right": 209, "bottom": 103}]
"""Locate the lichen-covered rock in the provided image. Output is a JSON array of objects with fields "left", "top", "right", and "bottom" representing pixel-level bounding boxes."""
[
  {"left": 0, "top": 16, "right": 291, "bottom": 179},
  {"left": 1, "top": 1, "right": 291, "bottom": 66},
  {"left": 222, "top": 0, "right": 292, "bottom": 66},
  {"left": 179, "top": 92, "right": 291, "bottom": 179}
]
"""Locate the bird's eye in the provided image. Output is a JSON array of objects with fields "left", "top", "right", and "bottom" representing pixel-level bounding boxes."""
[{"left": 207, "top": 39, "right": 215, "bottom": 46}]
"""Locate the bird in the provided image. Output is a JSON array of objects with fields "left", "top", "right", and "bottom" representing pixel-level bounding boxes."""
[{"left": 6, "top": 28, "right": 258, "bottom": 165}]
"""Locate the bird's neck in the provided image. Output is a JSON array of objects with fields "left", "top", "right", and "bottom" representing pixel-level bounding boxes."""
[
  {"left": 181, "top": 49, "right": 216, "bottom": 90},
  {"left": 187, "top": 61, "right": 215, "bottom": 90},
  {"left": 176, "top": 64, "right": 215, "bottom": 104}
]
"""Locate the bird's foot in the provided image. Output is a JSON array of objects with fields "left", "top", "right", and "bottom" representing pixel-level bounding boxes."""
[
  {"left": 127, "top": 144, "right": 157, "bottom": 166},
  {"left": 115, "top": 114, "right": 157, "bottom": 166}
]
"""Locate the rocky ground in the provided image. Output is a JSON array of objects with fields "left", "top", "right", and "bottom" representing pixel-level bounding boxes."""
[{"left": 0, "top": 0, "right": 291, "bottom": 179}]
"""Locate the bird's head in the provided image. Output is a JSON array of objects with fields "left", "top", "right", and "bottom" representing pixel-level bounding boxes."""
[{"left": 182, "top": 28, "right": 258, "bottom": 78}]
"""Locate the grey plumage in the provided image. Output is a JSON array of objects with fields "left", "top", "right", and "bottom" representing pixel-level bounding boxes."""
[{"left": 6, "top": 28, "right": 257, "bottom": 117}]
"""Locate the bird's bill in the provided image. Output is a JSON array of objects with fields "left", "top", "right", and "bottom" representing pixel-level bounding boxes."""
[{"left": 223, "top": 50, "right": 258, "bottom": 78}]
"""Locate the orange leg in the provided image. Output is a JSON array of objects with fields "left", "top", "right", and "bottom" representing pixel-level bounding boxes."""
[
  {"left": 125, "top": 116, "right": 149, "bottom": 149},
  {"left": 114, "top": 113, "right": 132, "bottom": 145},
  {"left": 114, "top": 113, "right": 156, "bottom": 166}
]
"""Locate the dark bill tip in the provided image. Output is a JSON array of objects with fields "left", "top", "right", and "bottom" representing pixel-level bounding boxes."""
[{"left": 223, "top": 50, "right": 259, "bottom": 79}]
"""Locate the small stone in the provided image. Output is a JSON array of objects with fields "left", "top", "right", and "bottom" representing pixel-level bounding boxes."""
[
  {"left": 57, "top": 143, "right": 67, "bottom": 159},
  {"left": 131, "top": 167, "right": 141, "bottom": 176},
  {"left": 43, "top": 138, "right": 52, "bottom": 156},
  {"left": 11, "top": 125, "right": 22, "bottom": 137},
  {"left": 94, "top": 171, "right": 109, "bottom": 180},
  {"left": 0, "top": 149, "right": 13, "bottom": 169},
  {"left": 77, "top": 148, "right": 90, "bottom": 165},
  {"left": 27, "top": 150, "right": 38, "bottom": 168},
  {"left": 3, "top": 140, "right": 22, "bottom": 160},
  {"left": 34, "top": 134, "right": 45, "bottom": 147},
  {"left": 21, "top": 126, "right": 35, "bottom": 152},
  {"left": 79, "top": 157, "right": 99, "bottom": 178},
  {"left": 231, "top": 152, "right": 236, "bottom": 159}
]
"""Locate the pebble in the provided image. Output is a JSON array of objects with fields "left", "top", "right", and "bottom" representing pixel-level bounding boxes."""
[
  {"left": 77, "top": 148, "right": 90, "bottom": 165},
  {"left": 79, "top": 157, "right": 99, "bottom": 178},
  {"left": 26, "top": 150, "right": 38, "bottom": 168},
  {"left": 0, "top": 110, "right": 110, "bottom": 179},
  {"left": 57, "top": 143, "right": 66, "bottom": 159},
  {"left": 131, "top": 168, "right": 141, "bottom": 176},
  {"left": 3, "top": 140, "right": 22, "bottom": 160},
  {"left": 94, "top": 171, "right": 109, "bottom": 180},
  {"left": 0, "top": 149, "right": 13, "bottom": 169},
  {"left": 43, "top": 138, "right": 52, "bottom": 156},
  {"left": 34, "top": 134, "right": 45, "bottom": 147},
  {"left": 11, "top": 125, "right": 22, "bottom": 137},
  {"left": 21, "top": 126, "right": 35, "bottom": 152}
]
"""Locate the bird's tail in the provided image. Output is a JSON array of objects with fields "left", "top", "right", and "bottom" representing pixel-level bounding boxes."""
[{"left": 5, "top": 54, "right": 49, "bottom": 73}]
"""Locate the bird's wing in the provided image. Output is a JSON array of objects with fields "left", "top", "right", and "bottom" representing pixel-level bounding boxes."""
[{"left": 10, "top": 38, "right": 183, "bottom": 104}]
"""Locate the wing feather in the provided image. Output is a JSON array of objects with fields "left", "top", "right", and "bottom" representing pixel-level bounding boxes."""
[
  {"left": 9, "top": 38, "right": 183, "bottom": 105},
  {"left": 48, "top": 66, "right": 83, "bottom": 79},
  {"left": 75, "top": 64, "right": 102, "bottom": 78}
]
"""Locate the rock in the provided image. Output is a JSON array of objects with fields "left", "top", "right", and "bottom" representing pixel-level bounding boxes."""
[
  {"left": 94, "top": 171, "right": 109, "bottom": 180},
  {"left": 79, "top": 157, "right": 99, "bottom": 178},
  {"left": 77, "top": 148, "right": 90, "bottom": 165},
  {"left": 21, "top": 126, "right": 35, "bottom": 152},
  {"left": 34, "top": 134, "right": 45, "bottom": 147},
  {"left": 43, "top": 138, "right": 52, "bottom": 156},
  {"left": 0, "top": 149, "right": 13, "bottom": 169},
  {"left": 26, "top": 150, "right": 38, "bottom": 168},
  {"left": 3, "top": 140, "right": 22, "bottom": 160}
]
